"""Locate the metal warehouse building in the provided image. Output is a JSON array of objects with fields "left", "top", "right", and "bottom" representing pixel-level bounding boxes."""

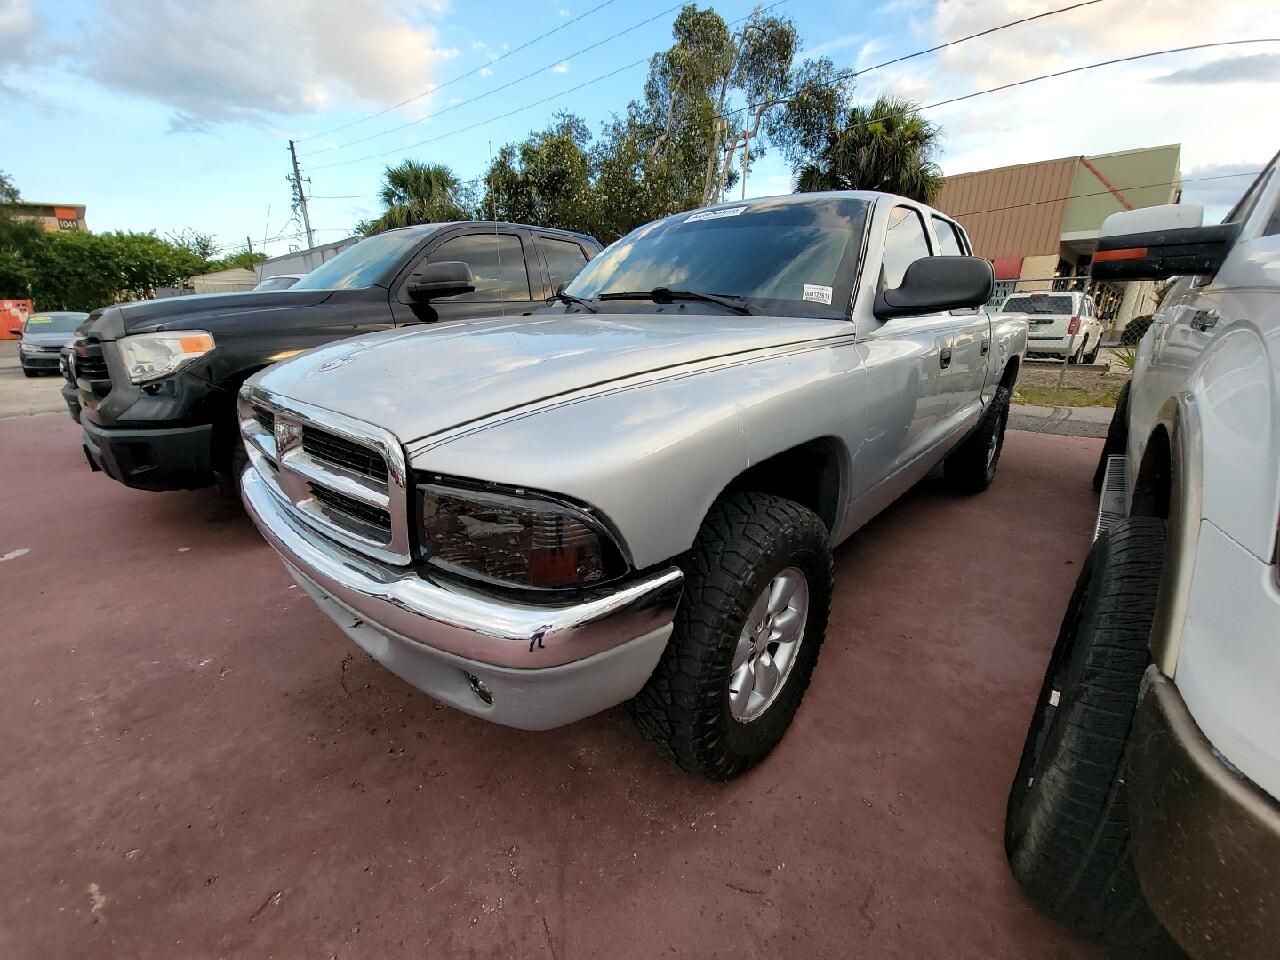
[{"left": 936, "top": 143, "right": 1182, "bottom": 332}]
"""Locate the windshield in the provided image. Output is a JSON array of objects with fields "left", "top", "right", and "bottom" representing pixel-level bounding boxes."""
[
  {"left": 24, "top": 313, "right": 85, "bottom": 334},
  {"left": 1002, "top": 294, "right": 1074, "bottom": 315},
  {"left": 253, "top": 276, "right": 299, "bottom": 291},
  {"left": 292, "top": 230, "right": 429, "bottom": 291},
  {"left": 564, "top": 197, "right": 870, "bottom": 317}
]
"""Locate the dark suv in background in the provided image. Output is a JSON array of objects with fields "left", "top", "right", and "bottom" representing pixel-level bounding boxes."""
[{"left": 66, "top": 222, "right": 601, "bottom": 493}]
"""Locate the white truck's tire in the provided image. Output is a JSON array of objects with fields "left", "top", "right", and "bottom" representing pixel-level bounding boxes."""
[{"left": 1005, "top": 517, "right": 1182, "bottom": 957}]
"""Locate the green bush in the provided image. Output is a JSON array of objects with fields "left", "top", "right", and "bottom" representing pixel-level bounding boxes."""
[{"left": 1120, "top": 314, "right": 1154, "bottom": 346}]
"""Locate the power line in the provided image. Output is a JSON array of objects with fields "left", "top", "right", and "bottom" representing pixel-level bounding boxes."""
[
  {"left": 316, "top": 36, "right": 1279, "bottom": 176},
  {"left": 310, "top": 0, "right": 1106, "bottom": 172},
  {"left": 293, "top": 0, "right": 626, "bottom": 144},
  {"left": 302, "top": 0, "right": 696, "bottom": 157}
]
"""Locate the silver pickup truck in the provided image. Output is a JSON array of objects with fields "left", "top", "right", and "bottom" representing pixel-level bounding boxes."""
[{"left": 239, "top": 192, "right": 1028, "bottom": 780}]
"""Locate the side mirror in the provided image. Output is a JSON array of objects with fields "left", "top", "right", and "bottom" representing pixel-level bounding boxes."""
[
  {"left": 873, "top": 256, "right": 994, "bottom": 320},
  {"left": 1092, "top": 204, "right": 1238, "bottom": 281},
  {"left": 406, "top": 261, "right": 476, "bottom": 300}
]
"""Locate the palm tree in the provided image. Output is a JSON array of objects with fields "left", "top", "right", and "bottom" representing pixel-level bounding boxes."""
[
  {"left": 361, "top": 160, "right": 470, "bottom": 235},
  {"left": 796, "top": 96, "right": 943, "bottom": 204}
]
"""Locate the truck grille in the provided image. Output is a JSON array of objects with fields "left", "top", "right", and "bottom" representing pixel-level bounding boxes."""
[
  {"left": 309, "top": 484, "right": 392, "bottom": 534},
  {"left": 238, "top": 387, "right": 411, "bottom": 565},
  {"left": 302, "top": 427, "right": 388, "bottom": 482},
  {"left": 74, "top": 348, "right": 110, "bottom": 381}
]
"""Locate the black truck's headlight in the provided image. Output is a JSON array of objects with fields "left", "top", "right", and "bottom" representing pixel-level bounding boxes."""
[
  {"left": 418, "top": 481, "right": 627, "bottom": 589},
  {"left": 117, "top": 331, "right": 214, "bottom": 383}
]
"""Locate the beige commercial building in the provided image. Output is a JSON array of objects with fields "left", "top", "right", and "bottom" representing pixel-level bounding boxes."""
[
  {"left": 6, "top": 201, "right": 88, "bottom": 232},
  {"left": 936, "top": 144, "right": 1181, "bottom": 331}
]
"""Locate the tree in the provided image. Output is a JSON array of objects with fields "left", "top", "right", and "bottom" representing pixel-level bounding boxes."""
[
  {"left": 0, "top": 171, "right": 20, "bottom": 204},
  {"left": 794, "top": 96, "right": 943, "bottom": 204},
  {"left": 360, "top": 160, "right": 473, "bottom": 235}
]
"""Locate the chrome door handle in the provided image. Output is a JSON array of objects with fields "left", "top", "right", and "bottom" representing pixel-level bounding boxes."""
[
  {"left": 939, "top": 346, "right": 952, "bottom": 369},
  {"left": 980, "top": 338, "right": 991, "bottom": 356}
]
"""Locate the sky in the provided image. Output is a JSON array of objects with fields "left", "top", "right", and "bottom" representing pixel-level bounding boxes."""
[{"left": 3, "top": 0, "right": 1278, "bottom": 260}]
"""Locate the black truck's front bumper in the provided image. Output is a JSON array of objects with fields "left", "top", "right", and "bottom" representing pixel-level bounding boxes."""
[
  {"left": 81, "top": 418, "right": 214, "bottom": 491},
  {"left": 1129, "top": 667, "right": 1280, "bottom": 958}
]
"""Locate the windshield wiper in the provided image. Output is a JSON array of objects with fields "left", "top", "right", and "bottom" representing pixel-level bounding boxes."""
[
  {"left": 549, "top": 287, "right": 598, "bottom": 313},
  {"left": 598, "top": 287, "right": 754, "bottom": 316}
]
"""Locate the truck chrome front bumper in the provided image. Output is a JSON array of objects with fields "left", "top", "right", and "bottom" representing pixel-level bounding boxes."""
[{"left": 242, "top": 466, "right": 684, "bottom": 729}]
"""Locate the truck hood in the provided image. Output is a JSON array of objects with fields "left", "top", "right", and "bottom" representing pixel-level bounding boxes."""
[
  {"left": 90, "top": 289, "right": 335, "bottom": 338},
  {"left": 254, "top": 312, "right": 850, "bottom": 445}
]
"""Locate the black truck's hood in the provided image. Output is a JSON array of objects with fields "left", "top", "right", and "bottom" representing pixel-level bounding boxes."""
[{"left": 88, "top": 289, "right": 336, "bottom": 339}]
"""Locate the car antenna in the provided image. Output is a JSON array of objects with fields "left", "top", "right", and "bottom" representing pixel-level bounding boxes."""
[{"left": 489, "top": 140, "right": 505, "bottom": 320}]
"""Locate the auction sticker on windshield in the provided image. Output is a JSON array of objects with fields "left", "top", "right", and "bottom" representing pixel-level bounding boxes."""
[
  {"left": 685, "top": 206, "right": 747, "bottom": 223},
  {"left": 802, "top": 284, "right": 833, "bottom": 305}
]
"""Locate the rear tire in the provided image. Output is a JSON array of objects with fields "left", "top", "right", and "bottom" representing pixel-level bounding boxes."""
[
  {"left": 943, "top": 385, "right": 1010, "bottom": 495},
  {"left": 629, "top": 493, "right": 833, "bottom": 781},
  {"left": 1085, "top": 337, "right": 1101, "bottom": 364},
  {"left": 1005, "top": 517, "right": 1181, "bottom": 957},
  {"left": 1092, "top": 381, "right": 1130, "bottom": 492}
]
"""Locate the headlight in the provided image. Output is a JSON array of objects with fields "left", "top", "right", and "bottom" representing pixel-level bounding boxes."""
[
  {"left": 117, "top": 331, "right": 215, "bottom": 383},
  {"left": 19, "top": 342, "right": 39, "bottom": 353},
  {"left": 418, "top": 481, "right": 627, "bottom": 589}
]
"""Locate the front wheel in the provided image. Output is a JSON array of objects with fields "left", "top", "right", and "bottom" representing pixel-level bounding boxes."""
[{"left": 629, "top": 492, "right": 833, "bottom": 780}]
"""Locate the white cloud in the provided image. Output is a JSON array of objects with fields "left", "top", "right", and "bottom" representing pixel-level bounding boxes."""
[
  {"left": 559, "top": 7, "right": 570, "bottom": 17},
  {"left": 479, "top": 66, "right": 494, "bottom": 77},
  {"left": 1156, "top": 52, "right": 1280, "bottom": 85},
  {"left": 551, "top": 60, "right": 570, "bottom": 74},
  {"left": 858, "top": 0, "right": 1280, "bottom": 179},
  {"left": 80, "top": 0, "right": 454, "bottom": 127},
  {"left": 0, "top": 0, "right": 41, "bottom": 85}
]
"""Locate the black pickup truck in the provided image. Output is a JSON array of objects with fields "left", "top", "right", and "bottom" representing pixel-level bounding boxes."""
[{"left": 66, "top": 222, "right": 601, "bottom": 493}]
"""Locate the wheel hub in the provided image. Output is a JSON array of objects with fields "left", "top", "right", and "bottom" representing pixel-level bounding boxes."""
[{"left": 728, "top": 567, "right": 810, "bottom": 723}]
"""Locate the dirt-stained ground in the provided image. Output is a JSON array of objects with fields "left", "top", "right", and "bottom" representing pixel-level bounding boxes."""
[{"left": 1, "top": 413, "right": 1104, "bottom": 959}]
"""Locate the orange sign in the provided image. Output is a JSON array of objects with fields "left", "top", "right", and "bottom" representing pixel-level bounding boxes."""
[{"left": 1, "top": 299, "right": 34, "bottom": 339}]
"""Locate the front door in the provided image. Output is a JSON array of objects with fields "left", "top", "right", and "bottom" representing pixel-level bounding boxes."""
[{"left": 389, "top": 229, "right": 540, "bottom": 326}]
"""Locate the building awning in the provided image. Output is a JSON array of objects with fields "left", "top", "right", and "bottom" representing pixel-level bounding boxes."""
[{"left": 991, "top": 256, "right": 1024, "bottom": 281}]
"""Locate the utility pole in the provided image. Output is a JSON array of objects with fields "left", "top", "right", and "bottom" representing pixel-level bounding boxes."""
[
  {"left": 245, "top": 235, "right": 253, "bottom": 255},
  {"left": 288, "top": 140, "right": 315, "bottom": 250}
]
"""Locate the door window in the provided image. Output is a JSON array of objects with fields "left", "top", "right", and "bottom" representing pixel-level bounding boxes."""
[
  {"left": 881, "top": 206, "right": 932, "bottom": 290},
  {"left": 538, "top": 237, "right": 589, "bottom": 291},
  {"left": 931, "top": 216, "right": 965, "bottom": 257},
  {"left": 424, "top": 234, "right": 531, "bottom": 301}
]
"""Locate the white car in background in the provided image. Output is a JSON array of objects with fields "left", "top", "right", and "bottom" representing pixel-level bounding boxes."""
[
  {"left": 1004, "top": 157, "right": 1280, "bottom": 957},
  {"left": 1001, "top": 289, "right": 1102, "bottom": 363}
]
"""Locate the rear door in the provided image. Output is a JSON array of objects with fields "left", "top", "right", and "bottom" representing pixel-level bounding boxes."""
[
  {"left": 931, "top": 214, "right": 990, "bottom": 422},
  {"left": 389, "top": 227, "right": 540, "bottom": 326}
]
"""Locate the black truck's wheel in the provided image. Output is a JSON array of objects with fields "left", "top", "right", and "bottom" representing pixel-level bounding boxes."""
[
  {"left": 943, "top": 385, "right": 1010, "bottom": 495},
  {"left": 630, "top": 493, "right": 833, "bottom": 781},
  {"left": 22, "top": 367, "right": 39, "bottom": 378},
  {"left": 1005, "top": 517, "right": 1181, "bottom": 957},
  {"left": 1092, "top": 380, "right": 1130, "bottom": 492}
]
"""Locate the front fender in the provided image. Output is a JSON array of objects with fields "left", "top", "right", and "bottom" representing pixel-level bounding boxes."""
[{"left": 412, "top": 341, "right": 865, "bottom": 569}]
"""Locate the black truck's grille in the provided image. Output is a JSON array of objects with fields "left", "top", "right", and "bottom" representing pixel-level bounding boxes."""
[
  {"left": 302, "top": 427, "right": 388, "bottom": 482},
  {"left": 75, "top": 352, "right": 109, "bottom": 380},
  {"left": 309, "top": 484, "right": 392, "bottom": 533}
]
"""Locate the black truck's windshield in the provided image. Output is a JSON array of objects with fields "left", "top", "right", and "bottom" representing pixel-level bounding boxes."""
[
  {"left": 564, "top": 196, "right": 869, "bottom": 317},
  {"left": 292, "top": 228, "right": 429, "bottom": 291}
]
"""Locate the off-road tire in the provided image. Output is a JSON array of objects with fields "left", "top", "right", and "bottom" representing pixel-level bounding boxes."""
[
  {"left": 1005, "top": 517, "right": 1181, "bottom": 957},
  {"left": 629, "top": 493, "right": 833, "bottom": 781},
  {"left": 943, "top": 385, "right": 1010, "bottom": 495},
  {"left": 1092, "top": 381, "right": 1131, "bottom": 492}
]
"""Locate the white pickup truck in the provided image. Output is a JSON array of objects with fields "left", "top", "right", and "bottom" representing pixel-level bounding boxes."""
[
  {"left": 1005, "top": 158, "right": 1280, "bottom": 957},
  {"left": 239, "top": 192, "right": 1027, "bottom": 780}
]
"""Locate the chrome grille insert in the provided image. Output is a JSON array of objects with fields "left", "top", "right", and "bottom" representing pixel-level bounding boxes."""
[{"left": 237, "top": 385, "right": 411, "bottom": 565}]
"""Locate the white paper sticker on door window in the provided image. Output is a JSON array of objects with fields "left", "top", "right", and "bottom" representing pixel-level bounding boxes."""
[
  {"left": 685, "top": 206, "right": 747, "bottom": 223},
  {"left": 803, "top": 284, "right": 833, "bottom": 305}
]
